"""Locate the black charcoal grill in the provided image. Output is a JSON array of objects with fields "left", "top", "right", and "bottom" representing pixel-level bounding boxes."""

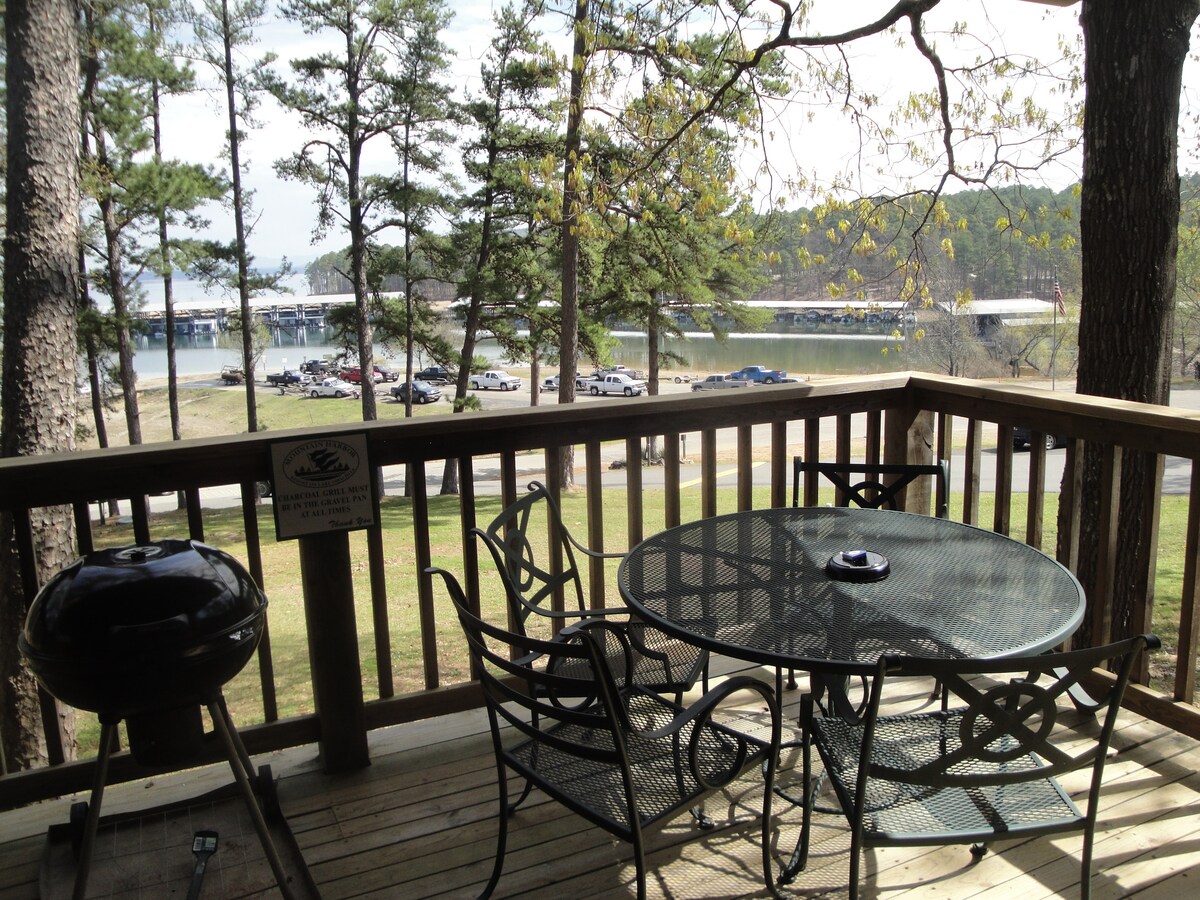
[{"left": 21, "top": 540, "right": 297, "bottom": 899}]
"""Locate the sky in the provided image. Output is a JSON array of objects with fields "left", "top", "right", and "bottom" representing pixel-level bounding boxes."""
[{"left": 158, "top": 1, "right": 1093, "bottom": 271}]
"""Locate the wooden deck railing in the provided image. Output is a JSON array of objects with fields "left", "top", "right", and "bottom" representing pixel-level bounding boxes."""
[{"left": 2, "top": 372, "right": 1199, "bottom": 809}]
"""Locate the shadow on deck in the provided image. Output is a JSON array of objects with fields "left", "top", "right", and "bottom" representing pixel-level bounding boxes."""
[{"left": 3, "top": 664, "right": 1199, "bottom": 899}]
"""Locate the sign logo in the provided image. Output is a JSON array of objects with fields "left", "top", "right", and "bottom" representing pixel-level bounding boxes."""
[{"left": 281, "top": 440, "right": 358, "bottom": 488}]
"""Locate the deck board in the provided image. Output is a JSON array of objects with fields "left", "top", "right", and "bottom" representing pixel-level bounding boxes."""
[{"left": 2, "top": 664, "right": 1199, "bottom": 898}]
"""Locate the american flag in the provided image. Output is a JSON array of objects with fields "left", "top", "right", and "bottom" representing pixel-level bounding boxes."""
[{"left": 1054, "top": 281, "right": 1065, "bottom": 316}]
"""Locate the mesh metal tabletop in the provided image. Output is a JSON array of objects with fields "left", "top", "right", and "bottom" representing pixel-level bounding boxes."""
[{"left": 618, "top": 507, "right": 1085, "bottom": 674}]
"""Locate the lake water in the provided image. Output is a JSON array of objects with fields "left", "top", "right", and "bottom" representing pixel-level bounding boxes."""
[
  {"left": 123, "top": 273, "right": 910, "bottom": 379},
  {"left": 129, "top": 327, "right": 907, "bottom": 380}
]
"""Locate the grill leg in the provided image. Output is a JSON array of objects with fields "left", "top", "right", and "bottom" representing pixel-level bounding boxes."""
[
  {"left": 72, "top": 720, "right": 117, "bottom": 900},
  {"left": 207, "top": 695, "right": 297, "bottom": 900}
]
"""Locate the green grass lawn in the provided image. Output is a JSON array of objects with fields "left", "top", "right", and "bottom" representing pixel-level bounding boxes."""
[{"left": 71, "top": 486, "right": 1192, "bottom": 756}]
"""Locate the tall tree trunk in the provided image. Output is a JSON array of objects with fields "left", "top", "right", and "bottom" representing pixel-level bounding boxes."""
[
  {"left": 556, "top": 0, "right": 589, "bottom": 490},
  {"left": 81, "top": 3, "right": 141, "bottom": 444},
  {"left": 150, "top": 38, "right": 186, "bottom": 509},
  {"left": 1, "top": 0, "right": 82, "bottom": 770},
  {"left": 1067, "top": 0, "right": 1200, "bottom": 648},
  {"left": 220, "top": 0, "right": 259, "bottom": 432}
]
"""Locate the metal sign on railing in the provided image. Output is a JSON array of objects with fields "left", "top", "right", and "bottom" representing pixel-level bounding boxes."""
[{"left": 268, "top": 432, "right": 378, "bottom": 540}]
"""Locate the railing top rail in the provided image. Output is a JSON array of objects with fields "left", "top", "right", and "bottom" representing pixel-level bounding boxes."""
[
  {"left": 907, "top": 373, "right": 1200, "bottom": 458},
  {"left": 0, "top": 374, "right": 912, "bottom": 508},
  {"left": 5, "top": 372, "right": 1200, "bottom": 509}
]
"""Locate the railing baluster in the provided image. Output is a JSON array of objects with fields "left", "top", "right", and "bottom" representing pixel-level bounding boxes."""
[
  {"left": 737, "top": 425, "right": 753, "bottom": 511},
  {"left": 1174, "top": 461, "right": 1200, "bottom": 703},
  {"left": 625, "top": 436, "right": 643, "bottom": 547},
  {"left": 1026, "top": 432, "right": 1046, "bottom": 548},
  {"left": 368, "top": 522, "right": 392, "bottom": 699},
  {"left": 585, "top": 441, "right": 605, "bottom": 606},
  {"left": 73, "top": 502, "right": 94, "bottom": 555},
  {"left": 131, "top": 496, "right": 151, "bottom": 544},
  {"left": 865, "top": 410, "right": 882, "bottom": 464},
  {"left": 410, "top": 460, "right": 436, "bottom": 690},
  {"left": 536, "top": 449, "right": 566, "bottom": 618},
  {"left": 994, "top": 425, "right": 1014, "bottom": 536},
  {"left": 185, "top": 487, "right": 204, "bottom": 541},
  {"left": 701, "top": 429, "right": 717, "bottom": 518},
  {"left": 936, "top": 412, "right": 952, "bottom": 517},
  {"left": 835, "top": 415, "right": 852, "bottom": 506},
  {"left": 239, "top": 483, "right": 276, "bottom": 723},
  {"left": 1059, "top": 438, "right": 1083, "bottom": 573},
  {"left": 1130, "top": 453, "right": 1164, "bottom": 685},
  {"left": 962, "top": 418, "right": 983, "bottom": 525},
  {"left": 770, "top": 422, "right": 787, "bottom": 509},
  {"left": 1091, "top": 444, "right": 1123, "bottom": 646},
  {"left": 664, "top": 433, "right": 681, "bottom": 528},
  {"left": 802, "top": 418, "right": 819, "bottom": 506}
]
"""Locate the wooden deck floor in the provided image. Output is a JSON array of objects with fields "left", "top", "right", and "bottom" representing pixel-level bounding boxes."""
[{"left": 3, "top": 662, "right": 1200, "bottom": 898}]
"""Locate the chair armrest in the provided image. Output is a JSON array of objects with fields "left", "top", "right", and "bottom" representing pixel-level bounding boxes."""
[
  {"left": 514, "top": 603, "right": 633, "bottom": 621},
  {"left": 634, "top": 676, "right": 779, "bottom": 790},
  {"left": 564, "top": 529, "right": 626, "bottom": 562}
]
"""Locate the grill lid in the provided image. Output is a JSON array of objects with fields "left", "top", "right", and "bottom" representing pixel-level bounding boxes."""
[{"left": 19, "top": 539, "right": 267, "bottom": 716}]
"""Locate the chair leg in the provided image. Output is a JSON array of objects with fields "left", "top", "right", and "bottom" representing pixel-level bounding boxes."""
[
  {"left": 848, "top": 828, "right": 862, "bottom": 900},
  {"left": 1080, "top": 826, "right": 1095, "bottom": 900},
  {"left": 780, "top": 706, "right": 814, "bottom": 884},
  {"left": 632, "top": 829, "right": 648, "bottom": 900},
  {"left": 481, "top": 761, "right": 510, "bottom": 899}
]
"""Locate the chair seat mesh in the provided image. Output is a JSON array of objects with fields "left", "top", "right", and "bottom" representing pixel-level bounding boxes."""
[
  {"left": 814, "top": 709, "right": 1083, "bottom": 842},
  {"left": 507, "top": 691, "right": 770, "bottom": 836}
]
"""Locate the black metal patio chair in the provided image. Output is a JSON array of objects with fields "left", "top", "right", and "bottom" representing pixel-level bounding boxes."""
[
  {"left": 429, "top": 567, "right": 782, "bottom": 900},
  {"left": 787, "top": 633, "right": 1159, "bottom": 898},
  {"left": 791, "top": 457, "right": 950, "bottom": 518},
  {"left": 474, "top": 480, "right": 708, "bottom": 699},
  {"left": 786, "top": 457, "right": 950, "bottom": 695}
]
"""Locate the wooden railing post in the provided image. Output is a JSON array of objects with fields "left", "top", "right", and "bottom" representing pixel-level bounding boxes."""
[
  {"left": 883, "top": 406, "right": 935, "bottom": 514},
  {"left": 298, "top": 532, "right": 369, "bottom": 773}
]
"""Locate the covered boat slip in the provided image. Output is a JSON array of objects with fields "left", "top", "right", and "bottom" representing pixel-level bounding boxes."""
[{"left": 2, "top": 661, "right": 1198, "bottom": 898}]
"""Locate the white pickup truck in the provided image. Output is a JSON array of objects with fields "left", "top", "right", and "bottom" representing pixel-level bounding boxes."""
[
  {"left": 583, "top": 373, "right": 647, "bottom": 396},
  {"left": 468, "top": 370, "right": 522, "bottom": 391},
  {"left": 691, "top": 373, "right": 752, "bottom": 391}
]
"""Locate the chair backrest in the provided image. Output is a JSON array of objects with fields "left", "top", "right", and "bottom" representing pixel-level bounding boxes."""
[
  {"left": 792, "top": 457, "right": 950, "bottom": 517},
  {"left": 474, "top": 481, "right": 587, "bottom": 633},
  {"left": 859, "top": 634, "right": 1157, "bottom": 797},
  {"left": 429, "top": 566, "right": 632, "bottom": 758}
]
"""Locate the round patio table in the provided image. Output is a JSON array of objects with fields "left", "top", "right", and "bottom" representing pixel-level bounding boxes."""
[{"left": 618, "top": 507, "right": 1086, "bottom": 683}]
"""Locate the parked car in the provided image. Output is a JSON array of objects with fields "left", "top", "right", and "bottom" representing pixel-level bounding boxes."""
[
  {"left": 540, "top": 373, "right": 584, "bottom": 392},
  {"left": 341, "top": 366, "right": 382, "bottom": 385},
  {"left": 309, "top": 377, "right": 359, "bottom": 399},
  {"left": 390, "top": 380, "right": 441, "bottom": 404},
  {"left": 265, "top": 369, "right": 311, "bottom": 387},
  {"left": 692, "top": 373, "right": 752, "bottom": 391},
  {"left": 300, "top": 358, "right": 333, "bottom": 375},
  {"left": 1013, "top": 427, "right": 1067, "bottom": 451},
  {"left": 582, "top": 372, "right": 648, "bottom": 396},
  {"left": 469, "top": 370, "right": 522, "bottom": 391},
  {"left": 373, "top": 365, "right": 399, "bottom": 382},
  {"left": 415, "top": 365, "right": 457, "bottom": 384},
  {"left": 220, "top": 365, "right": 244, "bottom": 384},
  {"left": 728, "top": 365, "right": 787, "bottom": 384}
]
